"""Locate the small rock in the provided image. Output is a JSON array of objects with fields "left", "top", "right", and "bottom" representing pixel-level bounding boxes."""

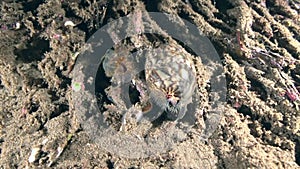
[
  {"left": 64, "top": 20, "right": 76, "bottom": 27},
  {"left": 28, "top": 147, "right": 41, "bottom": 163}
]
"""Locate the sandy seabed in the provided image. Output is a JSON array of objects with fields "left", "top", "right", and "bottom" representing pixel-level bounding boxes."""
[{"left": 0, "top": 0, "right": 299, "bottom": 168}]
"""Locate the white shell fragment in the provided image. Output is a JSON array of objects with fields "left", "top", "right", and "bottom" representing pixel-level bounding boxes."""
[
  {"left": 15, "top": 22, "right": 21, "bottom": 30},
  {"left": 28, "top": 147, "right": 41, "bottom": 163},
  {"left": 64, "top": 20, "right": 76, "bottom": 27}
]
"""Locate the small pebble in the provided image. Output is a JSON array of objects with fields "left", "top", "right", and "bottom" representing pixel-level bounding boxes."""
[
  {"left": 28, "top": 147, "right": 41, "bottom": 163},
  {"left": 64, "top": 20, "right": 76, "bottom": 27}
]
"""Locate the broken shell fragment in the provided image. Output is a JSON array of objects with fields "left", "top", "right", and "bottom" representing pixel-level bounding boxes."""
[
  {"left": 64, "top": 20, "right": 76, "bottom": 27},
  {"left": 28, "top": 147, "right": 41, "bottom": 163}
]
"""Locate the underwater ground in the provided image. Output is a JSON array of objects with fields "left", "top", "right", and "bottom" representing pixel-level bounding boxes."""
[{"left": 0, "top": 0, "right": 299, "bottom": 168}]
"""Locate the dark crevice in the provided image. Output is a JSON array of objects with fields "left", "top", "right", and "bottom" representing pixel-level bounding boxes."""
[
  {"left": 78, "top": 0, "right": 90, "bottom": 8},
  {"left": 99, "top": 1, "right": 118, "bottom": 28},
  {"left": 106, "top": 159, "right": 114, "bottom": 169},
  {"left": 30, "top": 78, "right": 48, "bottom": 89},
  {"left": 129, "top": 84, "right": 140, "bottom": 104},
  {"left": 142, "top": 0, "right": 160, "bottom": 12},
  {"left": 116, "top": 9, "right": 126, "bottom": 17},
  {"left": 55, "top": 68, "right": 71, "bottom": 89},
  {"left": 275, "top": 37, "right": 300, "bottom": 60},
  {"left": 213, "top": 0, "right": 234, "bottom": 13},
  {"left": 210, "top": 40, "right": 226, "bottom": 61},
  {"left": 237, "top": 105, "right": 258, "bottom": 121},
  {"left": 187, "top": 0, "right": 209, "bottom": 21},
  {"left": 209, "top": 21, "right": 233, "bottom": 34},
  {"left": 250, "top": 3, "right": 266, "bottom": 17},
  {"left": 147, "top": 111, "right": 168, "bottom": 129},
  {"left": 289, "top": 27, "right": 300, "bottom": 43},
  {"left": 59, "top": 77, "right": 71, "bottom": 89},
  {"left": 29, "top": 102, "right": 39, "bottom": 114},
  {"left": 48, "top": 89, "right": 60, "bottom": 102},
  {"left": 62, "top": 4, "right": 92, "bottom": 40},
  {"left": 174, "top": 39, "right": 198, "bottom": 56},
  {"left": 0, "top": 78, "right": 3, "bottom": 89},
  {"left": 248, "top": 78, "right": 268, "bottom": 101},
  {"left": 214, "top": 12, "right": 237, "bottom": 28},
  {"left": 248, "top": 122, "right": 260, "bottom": 137},
  {"left": 291, "top": 70, "right": 300, "bottom": 86},
  {"left": 22, "top": 0, "right": 44, "bottom": 13},
  {"left": 144, "top": 33, "right": 168, "bottom": 45},
  {"left": 295, "top": 140, "right": 300, "bottom": 165},
  {"left": 50, "top": 104, "right": 69, "bottom": 119},
  {"left": 212, "top": 143, "right": 227, "bottom": 169},
  {"left": 76, "top": 22, "right": 92, "bottom": 41},
  {"left": 266, "top": 0, "right": 295, "bottom": 19},
  {"left": 62, "top": 1, "right": 111, "bottom": 40},
  {"left": 213, "top": 0, "right": 237, "bottom": 29},
  {"left": 27, "top": 16, "right": 42, "bottom": 30},
  {"left": 188, "top": 0, "right": 234, "bottom": 34},
  {"left": 95, "top": 59, "right": 113, "bottom": 108},
  {"left": 261, "top": 117, "right": 272, "bottom": 130},
  {"left": 14, "top": 38, "right": 49, "bottom": 63}
]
